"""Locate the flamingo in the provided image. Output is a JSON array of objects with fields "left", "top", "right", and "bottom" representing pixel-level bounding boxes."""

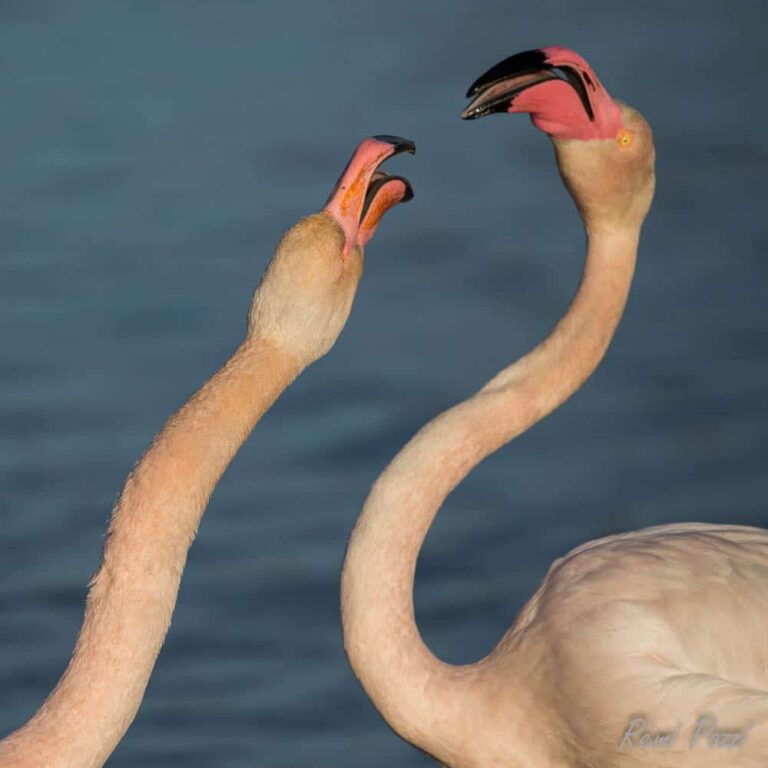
[
  {"left": 341, "top": 48, "right": 768, "bottom": 767},
  {"left": 0, "top": 135, "right": 415, "bottom": 768}
]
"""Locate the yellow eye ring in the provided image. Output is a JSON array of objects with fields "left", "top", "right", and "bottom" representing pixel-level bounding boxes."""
[{"left": 616, "top": 129, "right": 634, "bottom": 149}]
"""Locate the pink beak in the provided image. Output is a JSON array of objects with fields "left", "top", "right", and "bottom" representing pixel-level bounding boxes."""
[
  {"left": 461, "top": 46, "right": 622, "bottom": 140},
  {"left": 324, "top": 136, "right": 415, "bottom": 253}
]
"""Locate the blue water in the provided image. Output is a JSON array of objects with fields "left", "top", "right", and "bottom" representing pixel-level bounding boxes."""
[{"left": 0, "top": 1, "right": 766, "bottom": 765}]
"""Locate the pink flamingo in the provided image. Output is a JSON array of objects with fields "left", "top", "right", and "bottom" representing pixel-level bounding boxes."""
[
  {"left": 341, "top": 48, "right": 768, "bottom": 767},
  {"left": 0, "top": 135, "right": 414, "bottom": 768}
]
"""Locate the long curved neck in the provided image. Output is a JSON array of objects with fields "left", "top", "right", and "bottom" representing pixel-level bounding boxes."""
[
  {"left": 341, "top": 224, "right": 640, "bottom": 762},
  {"left": 0, "top": 335, "right": 303, "bottom": 768}
]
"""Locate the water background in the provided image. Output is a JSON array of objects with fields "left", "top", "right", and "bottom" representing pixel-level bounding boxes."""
[{"left": 1, "top": 1, "right": 766, "bottom": 765}]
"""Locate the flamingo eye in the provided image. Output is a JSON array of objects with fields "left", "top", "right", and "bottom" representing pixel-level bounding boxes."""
[{"left": 616, "top": 129, "right": 634, "bottom": 149}]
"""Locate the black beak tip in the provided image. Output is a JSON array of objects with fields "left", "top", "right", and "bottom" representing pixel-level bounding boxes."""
[
  {"left": 464, "top": 48, "right": 548, "bottom": 100},
  {"left": 401, "top": 179, "right": 414, "bottom": 203},
  {"left": 374, "top": 134, "right": 416, "bottom": 155},
  {"left": 460, "top": 101, "right": 509, "bottom": 122}
]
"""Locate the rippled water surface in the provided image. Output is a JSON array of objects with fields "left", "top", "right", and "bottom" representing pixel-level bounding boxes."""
[{"left": 1, "top": 1, "right": 766, "bottom": 765}]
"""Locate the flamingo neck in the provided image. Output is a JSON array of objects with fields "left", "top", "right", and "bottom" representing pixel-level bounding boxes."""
[
  {"left": 0, "top": 335, "right": 303, "bottom": 768},
  {"left": 341, "top": 224, "right": 640, "bottom": 763}
]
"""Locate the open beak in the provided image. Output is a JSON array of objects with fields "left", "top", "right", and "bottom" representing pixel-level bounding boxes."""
[
  {"left": 460, "top": 46, "right": 621, "bottom": 140},
  {"left": 324, "top": 135, "right": 415, "bottom": 252}
]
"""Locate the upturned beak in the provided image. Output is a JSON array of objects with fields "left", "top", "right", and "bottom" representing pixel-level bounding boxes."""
[
  {"left": 324, "top": 135, "right": 415, "bottom": 251},
  {"left": 460, "top": 46, "right": 621, "bottom": 141}
]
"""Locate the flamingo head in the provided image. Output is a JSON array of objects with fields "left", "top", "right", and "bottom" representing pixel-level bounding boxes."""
[
  {"left": 462, "top": 47, "right": 655, "bottom": 230},
  {"left": 248, "top": 136, "right": 414, "bottom": 365}
]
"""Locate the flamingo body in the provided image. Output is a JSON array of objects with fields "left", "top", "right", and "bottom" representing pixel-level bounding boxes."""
[
  {"left": 490, "top": 523, "right": 768, "bottom": 765},
  {"left": 342, "top": 48, "right": 768, "bottom": 767}
]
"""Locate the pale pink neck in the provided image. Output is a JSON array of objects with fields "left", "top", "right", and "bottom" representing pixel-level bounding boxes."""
[
  {"left": 0, "top": 336, "right": 303, "bottom": 768},
  {"left": 341, "top": 225, "right": 640, "bottom": 762}
]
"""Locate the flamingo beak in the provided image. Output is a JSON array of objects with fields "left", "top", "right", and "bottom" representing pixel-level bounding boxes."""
[
  {"left": 460, "top": 46, "right": 621, "bottom": 141},
  {"left": 324, "top": 135, "right": 415, "bottom": 252}
]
